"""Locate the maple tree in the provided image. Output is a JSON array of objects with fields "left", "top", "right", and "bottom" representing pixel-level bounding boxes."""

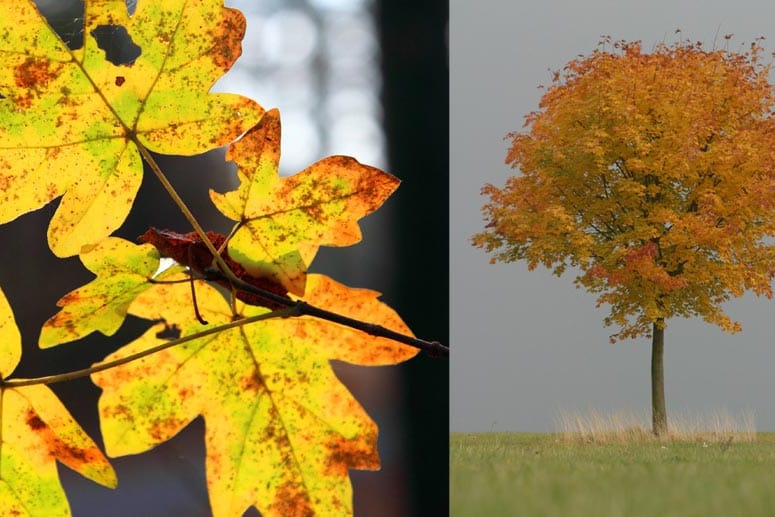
[
  {"left": 0, "top": 0, "right": 447, "bottom": 515},
  {"left": 473, "top": 37, "right": 775, "bottom": 436}
]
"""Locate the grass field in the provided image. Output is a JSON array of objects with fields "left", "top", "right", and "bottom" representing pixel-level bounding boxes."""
[{"left": 451, "top": 432, "right": 775, "bottom": 516}]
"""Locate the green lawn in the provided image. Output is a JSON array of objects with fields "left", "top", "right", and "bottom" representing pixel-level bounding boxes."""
[{"left": 451, "top": 432, "right": 775, "bottom": 516}]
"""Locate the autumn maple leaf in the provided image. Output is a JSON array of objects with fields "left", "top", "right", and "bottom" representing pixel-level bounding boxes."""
[
  {"left": 91, "top": 273, "right": 418, "bottom": 517},
  {"left": 0, "top": 0, "right": 263, "bottom": 257},
  {"left": 0, "top": 287, "right": 117, "bottom": 515},
  {"left": 210, "top": 109, "right": 400, "bottom": 295},
  {"left": 37, "top": 235, "right": 420, "bottom": 515},
  {"left": 38, "top": 237, "right": 169, "bottom": 347}
]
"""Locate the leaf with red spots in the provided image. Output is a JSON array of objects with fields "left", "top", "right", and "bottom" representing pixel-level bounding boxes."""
[
  {"left": 0, "top": 287, "right": 116, "bottom": 515},
  {"left": 38, "top": 237, "right": 173, "bottom": 348},
  {"left": 0, "top": 0, "right": 263, "bottom": 257},
  {"left": 92, "top": 272, "right": 417, "bottom": 517},
  {"left": 210, "top": 109, "right": 400, "bottom": 295}
]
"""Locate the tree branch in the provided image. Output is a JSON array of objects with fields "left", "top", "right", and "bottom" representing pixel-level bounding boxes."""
[
  {"left": 1, "top": 271, "right": 449, "bottom": 389},
  {"left": 1, "top": 307, "right": 299, "bottom": 388},
  {"left": 136, "top": 141, "right": 243, "bottom": 289},
  {"left": 203, "top": 269, "right": 449, "bottom": 358}
]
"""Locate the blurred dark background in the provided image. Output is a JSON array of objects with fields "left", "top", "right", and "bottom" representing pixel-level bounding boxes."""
[{"left": 0, "top": 1, "right": 447, "bottom": 516}]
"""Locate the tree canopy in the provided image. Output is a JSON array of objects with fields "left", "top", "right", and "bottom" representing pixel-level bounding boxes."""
[{"left": 473, "top": 38, "right": 775, "bottom": 341}]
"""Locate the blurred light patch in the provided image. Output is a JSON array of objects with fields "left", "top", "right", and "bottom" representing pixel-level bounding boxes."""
[
  {"left": 325, "top": 13, "right": 377, "bottom": 71},
  {"left": 278, "top": 108, "right": 322, "bottom": 173},
  {"left": 330, "top": 113, "right": 384, "bottom": 166},
  {"left": 309, "top": 0, "right": 368, "bottom": 12},
  {"left": 262, "top": 10, "right": 318, "bottom": 66}
]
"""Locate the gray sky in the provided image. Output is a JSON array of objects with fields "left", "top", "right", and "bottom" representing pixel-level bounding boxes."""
[{"left": 451, "top": 0, "right": 775, "bottom": 432}]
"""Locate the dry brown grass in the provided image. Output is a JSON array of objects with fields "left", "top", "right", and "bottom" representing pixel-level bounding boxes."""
[{"left": 555, "top": 408, "right": 757, "bottom": 444}]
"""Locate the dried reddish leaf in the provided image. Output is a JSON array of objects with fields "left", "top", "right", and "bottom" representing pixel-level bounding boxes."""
[{"left": 138, "top": 227, "right": 291, "bottom": 310}]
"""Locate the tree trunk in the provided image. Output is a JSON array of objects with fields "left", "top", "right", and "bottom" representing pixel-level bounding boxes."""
[{"left": 651, "top": 319, "right": 668, "bottom": 436}]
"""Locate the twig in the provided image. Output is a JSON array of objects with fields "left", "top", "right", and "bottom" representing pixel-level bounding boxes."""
[
  {"left": 1, "top": 308, "right": 299, "bottom": 388},
  {"left": 205, "top": 269, "right": 450, "bottom": 358},
  {"left": 136, "top": 140, "right": 448, "bottom": 358},
  {"left": 135, "top": 141, "right": 238, "bottom": 283}
]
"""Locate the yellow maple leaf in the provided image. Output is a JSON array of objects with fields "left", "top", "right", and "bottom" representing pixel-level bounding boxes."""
[
  {"left": 0, "top": 0, "right": 263, "bottom": 257},
  {"left": 92, "top": 272, "right": 417, "bottom": 517},
  {"left": 38, "top": 237, "right": 170, "bottom": 348},
  {"left": 0, "top": 287, "right": 116, "bottom": 515},
  {"left": 210, "top": 109, "right": 400, "bottom": 295}
]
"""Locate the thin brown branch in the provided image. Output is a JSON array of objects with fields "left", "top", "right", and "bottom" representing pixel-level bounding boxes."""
[
  {"left": 204, "top": 269, "right": 449, "bottom": 358},
  {"left": 136, "top": 140, "right": 447, "bottom": 358},
  {"left": 135, "top": 141, "right": 240, "bottom": 285},
  {"left": 1, "top": 308, "right": 299, "bottom": 388}
]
